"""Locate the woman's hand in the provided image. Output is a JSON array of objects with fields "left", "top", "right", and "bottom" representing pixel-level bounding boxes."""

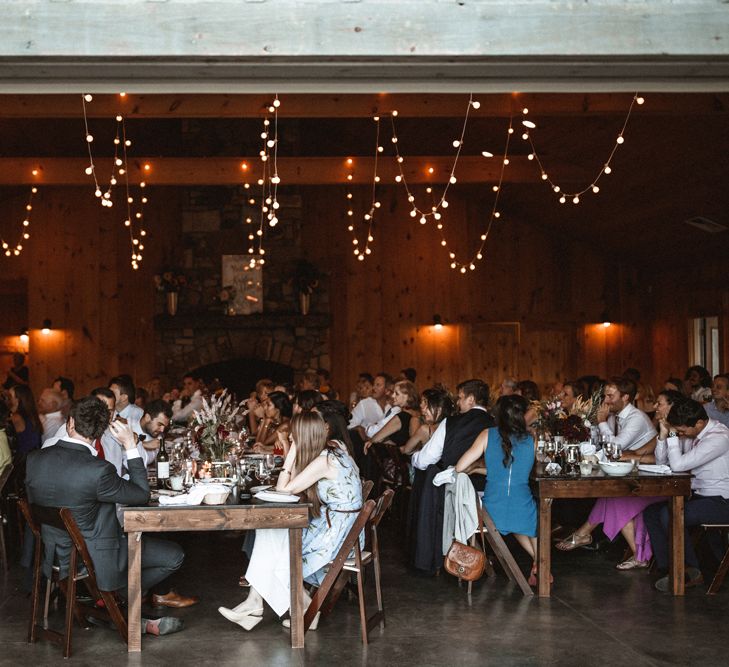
[
  {"left": 363, "top": 440, "right": 373, "bottom": 454},
  {"left": 251, "top": 442, "right": 266, "bottom": 453},
  {"left": 658, "top": 418, "right": 670, "bottom": 440},
  {"left": 277, "top": 431, "right": 290, "bottom": 456}
]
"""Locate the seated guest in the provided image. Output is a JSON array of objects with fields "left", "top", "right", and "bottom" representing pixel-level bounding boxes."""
[
  {"left": 109, "top": 374, "right": 144, "bottom": 422},
  {"left": 645, "top": 399, "right": 729, "bottom": 591},
  {"left": 401, "top": 388, "right": 456, "bottom": 455},
  {"left": 293, "top": 389, "right": 324, "bottom": 415},
  {"left": 171, "top": 372, "right": 204, "bottom": 424},
  {"left": 297, "top": 369, "right": 321, "bottom": 394},
  {"left": 516, "top": 380, "right": 541, "bottom": 403},
  {"left": 316, "top": 368, "right": 337, "bottom": 400},
  {"left": 555, "top": 378, "right": 665, "bottom": 570},
  {"left": 25, "top": 397, "right": 197, "bottom": 633},
  {"left": 315, "top": 399, "right": 355, "bottom": 458},
  {"left": 664, "top": 377, "right": 684, "bottom": 393},
  {"left": 684, "top": 365, "right": 713, "bottom": 402},
  {"left": 348, "top": 372, "right": 374, "bottom": 411},
  {"left": 135, "top": 387, "right": 149, "bottom": 410},
  {"left": 408, "top": 379, "right": 494, "bottom": 574},
  {"left": 498, "top": 377, "right": 518, "bottom": 397},
  {"left": 0, "top": 401, "right": 12, "bottom": 475},
  {"left": 128, "top": 399, "right": 173, "bottom": 468},
  {"left": 456, "top": 395, "right": 541, "bottom": 584},
  {"left": 146, "top": 376, "right": 163, "bottom": 401},
  {"left": 398, "top": 367, "right": 417, "bottom": 384},
  {"left": 705, "top": 374, "right": 729, "bottom": 428},
  {"left": 2, "top": 352, "right": 29, "bottom": 390},
  {"left": 37, "top": 388, "right": 65, "bottom": 444},
  {"left": 52, "top": 376, "right": 75, "bottom": 419},
  {"left": 247, "top": 378, "right": 274, "bottom": 437},
  {"left": 251, "top": 391, "right": 292, "bottom": 453},
  {"left": 218, "top": 412, "right": 362, "bottom": 631},
  {"left": 363, "top": 380, "right": 420, "bottom": 483},
  {"left": 8, "top": 385, "right": 42, "bottom": 457},
  {"left": 559, "top": 380, "right": 587, "bottom": 413},
  {"left": 347, "top": 372, "right": 395, "bottom": 436}
]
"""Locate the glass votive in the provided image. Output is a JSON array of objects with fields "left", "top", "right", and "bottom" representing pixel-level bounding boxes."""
[{"left": 579, "top": 460, "right": 593, "bottom": 476}]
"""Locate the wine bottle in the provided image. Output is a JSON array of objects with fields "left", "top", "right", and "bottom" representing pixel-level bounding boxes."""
[{"left": 157, "top": 435, "right": 170, "bottom": 489}]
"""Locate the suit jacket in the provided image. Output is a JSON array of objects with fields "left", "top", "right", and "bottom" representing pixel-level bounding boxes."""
[{"left": 25, "top": 439, "right": 150, "bottom": 591}]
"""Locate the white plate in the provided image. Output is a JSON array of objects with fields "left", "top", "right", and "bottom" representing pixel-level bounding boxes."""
[{"left": 250, "top": 485, "right": 272, "bottom": 493}]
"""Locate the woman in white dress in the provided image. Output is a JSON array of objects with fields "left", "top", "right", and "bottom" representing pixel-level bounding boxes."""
[{"left": 218, "top": 411, "right": 363, "bottom": 630}]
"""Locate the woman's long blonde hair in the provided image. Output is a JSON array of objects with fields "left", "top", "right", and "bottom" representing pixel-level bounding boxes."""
[{"left": 291, "top": 411, "right": 333, "bottom": 517}]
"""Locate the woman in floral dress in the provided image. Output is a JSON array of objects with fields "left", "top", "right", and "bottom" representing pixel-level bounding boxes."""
[{"left": 219, "top": 411, "right": 363, "bottom": 630}]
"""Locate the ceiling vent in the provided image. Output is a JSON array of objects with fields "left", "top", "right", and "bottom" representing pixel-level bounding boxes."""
[{"left": 684, "top": 216, "right": 727, "bottom": 234}]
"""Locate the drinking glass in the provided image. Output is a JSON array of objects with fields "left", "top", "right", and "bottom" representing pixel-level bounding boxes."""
[{"left": 603, "top": 441, "right": 616, "bottom": 460}]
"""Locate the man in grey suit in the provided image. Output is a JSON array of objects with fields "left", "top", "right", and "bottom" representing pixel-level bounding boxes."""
[{"left": 26, "top": 396, "right": 193, "bottom": 635}]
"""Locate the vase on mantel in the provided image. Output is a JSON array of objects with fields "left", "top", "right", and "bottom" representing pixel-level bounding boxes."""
[
  {"left": 298, "top": 292, "right": 311, "bottom": 316},
  {"left": 166, "top": 291, "right": 179, "bottom": 316}
]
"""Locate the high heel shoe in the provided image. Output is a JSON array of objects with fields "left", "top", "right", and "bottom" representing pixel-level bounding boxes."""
[
  {"left": 282, "top": 611, "right": 320, "bottom": 630},
  {"left": 218, "top": 606, "right": 264, "bottom": 631}
]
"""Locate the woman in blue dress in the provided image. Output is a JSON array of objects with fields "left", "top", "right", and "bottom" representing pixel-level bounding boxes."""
[
  {"left": 219, "top": 410, "right": 363, "bottom": 631},
  {"left": 457, "top": 394, "right": 540, "bottom": 582}
]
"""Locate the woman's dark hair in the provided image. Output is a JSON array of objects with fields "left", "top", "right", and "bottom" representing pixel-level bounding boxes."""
[
  {"left": 494, "top": 394, "right": 529, "bottom": 467},
  {"left": 664, "top": 377, "right": 684, "bottom": 392},
  {"left": 268, "top": 391, "right": 293, "bottom": 419},
  {"left": 564, "top": 380, "right": 587, "bottom": 400},
  {"left": 658, "top": 389, "right": 685, "bottom": 407},
  {"left": 516, "top": 380, "right": 540, "bottom": 402},
  {"left": 421, "top": 388, "right": 455, "bottom": 423},
  {"left": 685, "top": 365, "right": 712, "bottom": 388},
  {"left": 11, "top": 384, "right": 42, "bottom": 433},
  {"left": 294, "top": 389, "right": 323, "bottom": 413},
  {"left": 316, "top": 399, "right": 353, "bottom": 456},
  {"left": 667, "top": 398, "right": 708, "bottom": 428},
  {"left": 70, "top": 396, "right": 111, "bottom": 440}
]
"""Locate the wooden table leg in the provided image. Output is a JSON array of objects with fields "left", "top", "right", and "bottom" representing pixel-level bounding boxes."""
[
  {"left": 669, "top": 495, "right": 685, "bottom": 596},
  {"left": 288, "top": 527, "right": 304, "bottom": 649},
  {"left": 127, "top": 531, "right": 143, "bottom": 652},
  {"left": 538, "top": 497, "right": 552, "bottom": 597}
]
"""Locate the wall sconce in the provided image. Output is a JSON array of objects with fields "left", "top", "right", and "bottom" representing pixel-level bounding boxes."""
[
  {"left": 19, "top": 327, "right": 29, "bottom": 343},
  {"left": 602, "top": 321, "right": 612, "bottom": 328},
  {"left": 41, "top": 318, "right": 52, "bottom": 335},
  {"left": 433, "top": 314, "right": 444, "bottom": 331},
  {"left": 600, "top": 310, "right": 612, "bottom": 328}
]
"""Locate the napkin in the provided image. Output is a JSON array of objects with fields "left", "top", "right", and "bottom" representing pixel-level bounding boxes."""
[
  {"left": 638, "top": 464, "right": 673, "bottom": 475},
  {"left": 158, "top": 483, "right": 229, "bottom": 505},
  {"left": 255, "top": 490, "right": 300, "bottom": 503},
  {"left": 545, "top": 462, "right": 562, "bottom": 476},
  {"left": 580, "top": 443, "right": 596, "bottom": 457},
  {"left": 432, "top": 466, "right": 456, "bottom": 487}
]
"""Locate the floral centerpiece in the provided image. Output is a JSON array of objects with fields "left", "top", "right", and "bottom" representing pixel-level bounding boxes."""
[
  {"left": 534, "top": 389, "right": 602, "bottom": 442},
  {"left": 154, "top": 270, "right": 187, "bottom": 293},
  {"left": 192, "top": 390, "right": 246, "bottom": 462}
]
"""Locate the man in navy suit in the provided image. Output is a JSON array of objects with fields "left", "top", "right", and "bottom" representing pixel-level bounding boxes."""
[{"left": 26, "top": 396, "right": 194, "bottom": 635}]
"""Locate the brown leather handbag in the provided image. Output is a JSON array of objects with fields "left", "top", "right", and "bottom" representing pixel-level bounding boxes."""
[{"left": 444, "top": 540, "right": 486, "bottom": 582}]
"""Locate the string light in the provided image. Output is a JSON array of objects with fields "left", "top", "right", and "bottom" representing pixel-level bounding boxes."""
[
  {"left": 119, "top": 121, "right": 149, "bottom": 270},
  {"left": 1, "top": 178, "right": 37, "bottom": 258},
  {"left": 431, "top": 116, "right": 514, "bottom": 273},
  {"left": 390, "top": 94, "right": 479, "bottom": 225},
  {"left": 346, "top": 116, "right": 382, "bottom": 262},
  {"left": 522, "top": 93, "right": 644, "bottom": 204}
]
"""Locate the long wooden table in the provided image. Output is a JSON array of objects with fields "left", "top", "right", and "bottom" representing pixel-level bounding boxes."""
[
  {"left": 533, "top": 466, "right": 692, "bottom": 598},
  {"left": 123, "top": 498, "right": 310, "bottom": 650}
]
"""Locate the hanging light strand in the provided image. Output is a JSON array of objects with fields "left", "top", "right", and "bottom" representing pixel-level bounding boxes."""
[
  {"left": 390, "top": 94, "right": 481, "bottom": 224},
  {"left": 435, "top": 116, "right": 514, "bottom": 273},
  {"left": 1, "top": 182, "right": 36, "bottom": 257},
  {"left": 522, "top": 93, "right": 645, "bottom": 204},
  {"left": 347, "top": 115, "right": 381, "bottom": 261},
  {"left": 120, "top": 120, "right": 148, "bottom": 270},
  {"left": 81, "top": 94, "right": 123, "bottom": 205}
]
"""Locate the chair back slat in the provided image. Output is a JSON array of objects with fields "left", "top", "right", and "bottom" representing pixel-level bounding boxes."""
[
  {"left": 59, "top": 508, "right": 97, "bottom": 574},
  {"left": 0, "top": 463, "right": 14, "bottom": 495},
  {"left": 361, "top": 479, "right": 375, "bottom": 500},
  {"left": 18, "top": 498, "right": 41, "bottom": 539},
  {"left": 370, "top": 489, "right": 395, "bottom": 528}
]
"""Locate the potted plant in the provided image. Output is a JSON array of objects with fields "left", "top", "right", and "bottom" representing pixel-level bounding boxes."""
[
  {"left": 291, "top": 259, "right": 321, "bottom": 315},
  {"left": 154, "top": 270, "right": 187, "bottom": 316}
]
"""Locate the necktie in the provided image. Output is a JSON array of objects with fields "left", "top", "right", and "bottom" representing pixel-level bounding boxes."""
[
  {"left": 613, "top": 416, "right": 620, "bottom": 436},
  {"left": 94, "top": 438, "right": 105, "bottom": 460}
]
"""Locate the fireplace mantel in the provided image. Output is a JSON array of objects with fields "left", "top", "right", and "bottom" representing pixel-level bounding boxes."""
[{"left": 154, "top": 312, "right": 330, "bottom": 331}]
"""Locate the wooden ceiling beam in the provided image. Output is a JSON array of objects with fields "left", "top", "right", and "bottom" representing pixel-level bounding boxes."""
[
  {"left": 0, "top": 93, "right": 726, "bottom": 119},
  {"left": 0, "top": 157, "right": 589, "bottom": 186}
]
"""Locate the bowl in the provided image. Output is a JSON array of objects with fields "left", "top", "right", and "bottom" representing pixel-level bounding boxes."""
[
  {"left": 202, "top": 489, "right": 231, "bottom": 505},
  {"left": 598, "top": 461, "right": 635, "bottom": 477}
]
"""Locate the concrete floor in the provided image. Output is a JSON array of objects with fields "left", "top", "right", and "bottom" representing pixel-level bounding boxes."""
[{"left": 1, "top": 523, "right": 728, "bottom": 667}]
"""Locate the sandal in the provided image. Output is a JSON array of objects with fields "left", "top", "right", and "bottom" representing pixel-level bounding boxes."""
[
  {"left": 555, "top": 532, "right": 592, "bottom": 551},
  {"left": 615, "top": 556, "right": 649, "bottom": 570}
]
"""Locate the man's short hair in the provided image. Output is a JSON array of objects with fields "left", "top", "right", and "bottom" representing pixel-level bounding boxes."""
[
  {"left": 90, "top": 387, "right": 115, "bottom": 401},
  {"left": 607, "top": 376, "right": 637, "bottom": 403},
  {"left": 456, "top": 379, "right": 490, "bottom": 408},
  {"left": 667, "top": 399, "right": 708, "bottom": 428},
  {"left": 109, "top": 375, "right": 136, "bottom": 404},
  {"left": 375, "top": 372, "right": 394, "bottom": 388},
  {"left": 70, "top": 396, "right": 111, "bottom": 440},
  {"left": 144, "top": 399, "right": 173, "bottom": 421},
  {"left": 183, "top": 372, "right": 203, "bottom": 382},
  {"left": 400, "top": 367, "right": 417, "bottom": 383},
  {"left": 54, "top": 376, "right": 75, "bottom": 399},
  {"left": 358, "top": 372, "right": 374, "bottom": 385}
]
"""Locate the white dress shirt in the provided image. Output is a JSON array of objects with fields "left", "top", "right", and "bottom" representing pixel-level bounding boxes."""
[
  {"left": 119, "top": 403, "right": 144, "bottom": 422},
  {"left": 412, "top": 406, "right": 489, "bottom": 471},
  {"left": 128, "top": 415, "right": 159, "bottom": 467},
  {"left": 42, "top": 433, "right": 141, "bottom": 462},
  {"left": 655, "top": 420, "right": 729, "bottom": 498},
  {"left": 41, "top": 410, "right": 65, "bottom": 444},
  {"left": 598, "top": 403, "right": 656, "bottom": 451},
  {"left": 706, "top": 402, "right": 729, "bottom": 429},
  {"left": 172, "top": 389, "right": 203, "bottom": 424},
  {"left": 348, "top": 397, "right": 390, "bottom": 431},
  {"left": 364, "top": 406, "right": 402, "bottom": 438}
]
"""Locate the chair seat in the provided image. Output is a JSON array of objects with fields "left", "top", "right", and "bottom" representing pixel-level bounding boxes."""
[{"left": 343, "top": 551, "right": 372, "bottom": 570}]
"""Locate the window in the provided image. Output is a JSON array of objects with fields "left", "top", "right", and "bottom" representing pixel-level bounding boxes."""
[{"left": 690, "top": 316, "right": 720, "bottom": 376}]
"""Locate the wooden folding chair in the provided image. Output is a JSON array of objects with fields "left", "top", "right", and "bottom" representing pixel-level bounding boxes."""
[
  {"left": 320, "top": 489, "right": 395, "bottom": 642},
  {"left": 361, "top": 479, "right": 375, "bottom": 501},
  {"left": 696, "top": 523, "right": 729, "bottom": 595},
  {"left": 304, "top": 500, "right": 376, "bottom": 641},
  {"left": 472, "top": 497, "right": 533, "bottom": 597},
  {"left": 0, "top": 463, "right": 13, "bottom": 572}
]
